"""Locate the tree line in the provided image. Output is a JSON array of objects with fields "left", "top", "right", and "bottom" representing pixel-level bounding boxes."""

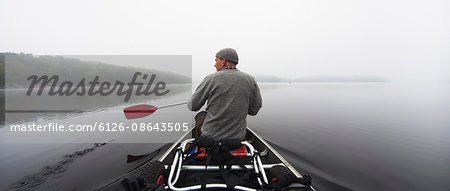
[{"left": 1, "top": 53, "right": 191, "bottom": 88}]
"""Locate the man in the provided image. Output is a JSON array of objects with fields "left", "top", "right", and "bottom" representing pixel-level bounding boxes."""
[{"left": 187, "top": 48, "right": 262, "bottom": 140}]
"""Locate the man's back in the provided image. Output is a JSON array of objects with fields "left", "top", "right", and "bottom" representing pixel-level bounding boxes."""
[{"left": 188, "top": 69, "right": 262, "bottom": 140}]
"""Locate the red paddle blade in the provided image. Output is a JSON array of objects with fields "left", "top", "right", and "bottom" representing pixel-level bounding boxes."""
[{"left": 123, "top": 104, "right": 158, "bottom": 119}]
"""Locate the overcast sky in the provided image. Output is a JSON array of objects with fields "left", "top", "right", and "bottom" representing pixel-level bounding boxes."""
[{"left": 1, "top": 0, "right": 449, "bottom": 81}]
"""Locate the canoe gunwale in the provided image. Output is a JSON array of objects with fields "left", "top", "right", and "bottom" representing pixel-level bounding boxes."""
[
  {"left": 158, "top": 126, "right": 195, "bottom": 163},
  {"left": 247, "top": 127, "right": 303, "bottom": 179}
]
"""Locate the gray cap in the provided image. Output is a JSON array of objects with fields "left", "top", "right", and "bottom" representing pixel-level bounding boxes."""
[{"left": 216, "top": 48, "right": 239, "bottom": 64}]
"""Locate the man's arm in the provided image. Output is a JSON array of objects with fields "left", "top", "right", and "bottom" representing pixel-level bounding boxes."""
[
  {"left": 248, "top": 81, "right": 262, "bottom": 116},
  {"left": 187, "top": 76, "right": 211, "bottom": 111}
]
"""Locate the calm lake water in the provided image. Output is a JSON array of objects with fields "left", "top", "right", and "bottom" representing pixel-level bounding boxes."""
[{"left": 1, "top": 82, "right": 449, "bottom": 190}]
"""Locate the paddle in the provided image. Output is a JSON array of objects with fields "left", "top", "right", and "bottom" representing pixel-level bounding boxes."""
[
  {"left": 123, "top": 101, "right": 187, "bottom": 162},
  {"left": 123, "top": 101, "right": 187, "bottom": 119}
]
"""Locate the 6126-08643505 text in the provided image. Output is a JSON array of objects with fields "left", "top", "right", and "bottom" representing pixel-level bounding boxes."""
[{"left": 9, "top": 122, "right": 189, "bottom": 132}]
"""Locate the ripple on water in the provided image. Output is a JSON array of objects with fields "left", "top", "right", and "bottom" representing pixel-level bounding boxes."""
[{"left": 7, "top": 141, "right": 110, "bottom": 190}]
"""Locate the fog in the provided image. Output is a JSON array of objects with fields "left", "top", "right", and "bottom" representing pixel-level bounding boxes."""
[{"left": 1, "top": 0, "right": 449, "bottom": 81}]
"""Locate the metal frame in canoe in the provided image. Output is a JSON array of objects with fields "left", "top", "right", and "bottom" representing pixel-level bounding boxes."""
[
  {"left": 97, "top": 126, "right": 316, "bottom": 191},
  {"left": 158, "top": 126, "right": 316, "bottom": 191}
]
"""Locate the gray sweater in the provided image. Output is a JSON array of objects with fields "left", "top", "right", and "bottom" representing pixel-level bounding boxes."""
[{"left": 188, "top": 69, "right": 262, "bottom": 140}]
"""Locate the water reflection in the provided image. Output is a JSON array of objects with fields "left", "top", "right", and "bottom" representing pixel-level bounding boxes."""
[
  {"left": 1, "top": 82, "right": 449, "bottom": 190},
  {"left": 248, "top": 82, "right": 450, "bottom": 191},
  {"left": 4, "top": 84, "right": 191, "bottom": 124}
]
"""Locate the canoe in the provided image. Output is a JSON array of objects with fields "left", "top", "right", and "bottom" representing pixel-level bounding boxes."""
[{"left": 99, "top": 127, "right": 316, "bottom": 191}]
